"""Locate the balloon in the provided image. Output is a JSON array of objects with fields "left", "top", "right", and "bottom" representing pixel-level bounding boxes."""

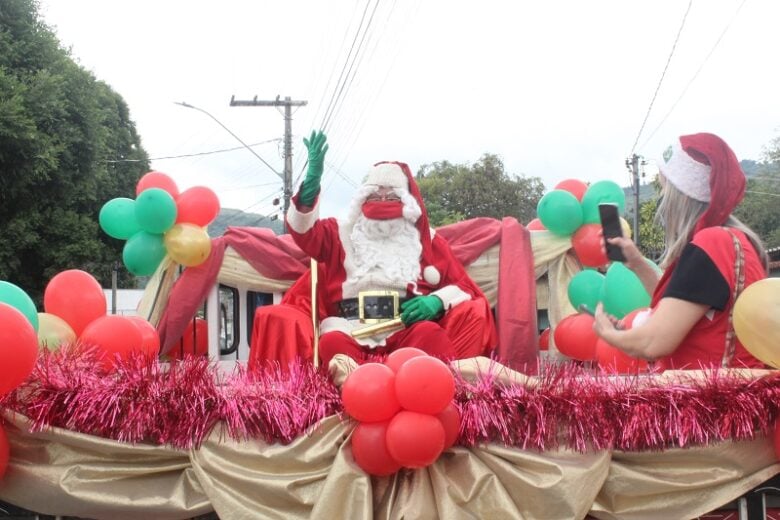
[
  {"left": 37, "top": 312, "right": 76, "bottom": 351},
  {"left": 539, "top": 327, "right": 550, "bottom": 351},
  {"left": 554, "top": 179, "right": 589, "bottom": 201},
  {"left": 135, "top": 188, "right": 177, "bottom": 234},
  {"left": 394, "top": 356, "right": 455, "bottom": 415},
  {"left": 581, "top": 180, "right": 626, "bottom": 224},
  {"left": 342, "top": 363, "right": 401, "bottom": 422},
  {"left": 44, "top": 270, "right": 106, "bottom": 337},
  {"left": 553, "top": 313, "right": 598, "bottom": 361},
  {"left": 437, "top": 402, "right": 460, "bottom": 450},
  {"left": 384, "top": 347, "right": 428, "bottom": 373},
  {"left": 351, "top": 421, "right": 401, "bottom": 476},
  {"left": 98, "top": 198, "right": 141, "bottom": 240},
  {"left": 0, "top": 281, "right": 38, "bottom": 332},
  {"left": 168, "top": 317, "right": 208, "bottom": 359},
  {"left": 123, "top": 231, "right": 167, "bottom": 276},
  {"left": 567, "top": 269, "right": 605, "bottom": 314},
  {"left": 536, "top": 190, "right": 583, "bottom": 236},
  {"left": 164, "top": 224, "right": 212, "bottom": 267},
  {"left": 0, "top": 303, "right": 39, "bottom": 397},
  {"left": 80, "top": 315, "right": 146, "bottom": 369},
  {"left": 176, "top": 186, "right": 221, "bottom": 227},
  {"left": 620, "top": 217, "right": 633, "bottom": 239},
  {"left": 602, "top": 262, "right": 651, "bottom": 319},
  {"left": 136, "top": 171, "right": 180, "bottom": 199},
  {"left": 0, "top": 425, "right": 8, "bottom": 479},
  {"left": 595, "top": 338, "right": 649, "bottom": 375},
  {"left": 386, "top": 411, "right": 445, "bottom": 468},
  {"left": 127, "top": 316, "right": 160, "bottom": 357},
  {"left": 623, "top": 307, "right": 652, "bottom": 330},
  {"left": 526, "top": 218, "right": 546, "bottom": 231},
  {"left": 572, "top": 224, "right": 608, "bottom": 268},
  {"left": 733, "top": 278, "right": 780, "bottom": 368}
]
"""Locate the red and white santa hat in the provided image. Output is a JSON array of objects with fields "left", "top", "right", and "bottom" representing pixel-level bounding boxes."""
[
  {"left": 658, "top": 132, "right": 746, "bottom": 233},
  {"left": 364, "top": 161, "right": 441, "bottom": 286}
]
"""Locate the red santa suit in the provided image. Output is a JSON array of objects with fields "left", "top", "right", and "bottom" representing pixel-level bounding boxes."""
[{"left": 282, "top": 161, "right": 496, "bottom": 367}]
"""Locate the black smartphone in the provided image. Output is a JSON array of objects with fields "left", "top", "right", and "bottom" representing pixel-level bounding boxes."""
[{"left": 598, "top": 203, "right": 626, "bottom": 262}]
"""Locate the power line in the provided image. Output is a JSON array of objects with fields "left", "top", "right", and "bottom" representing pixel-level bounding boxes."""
[
  {"left": 640, "top": 0, "right": 749, "bottom": 151},
  {"left": 629, "top": 0, "right": 693, "bottom": 156},
  {"left": 102, "top": 139, "right": 282, "bottom": 163},
  {"left": 746, "top": 190, "right": 780, "bottom": 198}
]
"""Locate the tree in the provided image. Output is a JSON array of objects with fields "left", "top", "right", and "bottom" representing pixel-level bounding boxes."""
[
  {"left": 416, "top": 154, "right": 545, "bottom": 226},
  {"left": 734, "top": 154, "right": 780, "bottom": 249},
  {"left": 0, "top": 0, "right": 149, "bottom": 303}
]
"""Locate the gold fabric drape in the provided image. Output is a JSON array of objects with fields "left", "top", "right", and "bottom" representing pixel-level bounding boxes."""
[{"left": 2, "top": 361, "right": 779, "bottom": 519}]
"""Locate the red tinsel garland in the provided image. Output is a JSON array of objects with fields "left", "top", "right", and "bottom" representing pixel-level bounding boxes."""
[{"left": 1, "top": 347, "right": 779, "bottom": 452}]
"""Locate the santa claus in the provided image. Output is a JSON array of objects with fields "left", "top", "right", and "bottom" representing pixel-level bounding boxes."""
[{"left": 277, "top": 130, "right": 496, "bottom": 367}]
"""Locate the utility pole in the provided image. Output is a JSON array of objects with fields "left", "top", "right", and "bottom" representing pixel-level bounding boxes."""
[
  {"left": 229, "top": 96, "right": 307, "bottom": 231},
  {"left": 625, "top": 154, "right": 645, "bottom": 248}
]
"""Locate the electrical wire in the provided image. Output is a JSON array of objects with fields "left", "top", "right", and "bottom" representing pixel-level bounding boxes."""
[
  {"left": 629, "top": 0, "right": 693, "bottom": 156},
  {"left": 102, "top": 139, "right": 282, "bottom": 163}
]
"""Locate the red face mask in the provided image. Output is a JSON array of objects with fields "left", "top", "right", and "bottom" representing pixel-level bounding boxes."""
[{"left": 362, "top": 200, "right": 404, "bottom": 220}]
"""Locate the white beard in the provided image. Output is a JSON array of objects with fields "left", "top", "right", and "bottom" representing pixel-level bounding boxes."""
[{"left": 341, "top": 214, "right": 422, "bottom": 297}]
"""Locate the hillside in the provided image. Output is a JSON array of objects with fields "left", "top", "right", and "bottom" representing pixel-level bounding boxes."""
[{"left": 208, "top": 208, "right": 284, "bottom": 237}]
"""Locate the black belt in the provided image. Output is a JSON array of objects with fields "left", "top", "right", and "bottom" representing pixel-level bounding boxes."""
[{"left": 339, "top": 296, "right": 410, "bottom": 320}]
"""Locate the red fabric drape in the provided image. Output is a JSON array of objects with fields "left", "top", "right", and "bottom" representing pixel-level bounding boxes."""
[{"left": 157, "top": 219, "right": 538, "bottom": 371}]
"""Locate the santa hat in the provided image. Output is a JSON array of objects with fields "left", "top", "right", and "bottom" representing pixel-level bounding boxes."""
[
  {"left": 658, "top": 132, "right": 746, "bottom": 233},
  {"left": 365, "top": 161, "right": 441, "bottom": 286}
]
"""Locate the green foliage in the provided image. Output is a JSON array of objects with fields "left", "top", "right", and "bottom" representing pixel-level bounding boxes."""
[
  {"left": 637, "top": 195, "right": 665, "bottom": 261},
  {"left": 416, "top": 154, "right": 545, "bottom": 226},
  {"left": 734, "top": 155, "right": 780, "bottom": 249},
  {"left": 0, "top": 0, "right": 149, "bottom": 303}
]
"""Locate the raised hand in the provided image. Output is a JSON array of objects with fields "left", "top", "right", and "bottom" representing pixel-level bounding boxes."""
[{"left": 299, "top": 130, "right": 329, "bottom": 207}]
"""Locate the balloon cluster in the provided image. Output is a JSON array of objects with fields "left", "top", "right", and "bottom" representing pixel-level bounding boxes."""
[
  {"left": 534, "top": 178, "right": 631, "bottom": 269},
  {"left": 99, "top": 171, "right": 220, "bottom": 276},
  {"left": 733, "top": 278, "right": 780, "bottom": 368},
  {"left": 343, "top": 348, "right": 460, "bottom": 476}
]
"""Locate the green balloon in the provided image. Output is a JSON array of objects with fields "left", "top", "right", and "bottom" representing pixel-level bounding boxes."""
[
  {"left": 602, "top": 262, "right": 651, "bottom": 318},
  {"left": 568, "top": 269, "right": 605, "bottom": 313},
  {"left": 537, "top": 190, "right": 583, "bottom": 236},
  {"left": 135, "top": 188, "right": 177, "bottom": 234},
  {"left": 99, "top": 198, "right": 141, "bottom": 239},
  {"left": 581, "top": 180, "right": 626, "bottom": 224},
  {"left": 123, "top": 231, "right": 167, "bottom": 276},
  {"left": 0, "top": 281, "right": 39, "bottom": 332}
]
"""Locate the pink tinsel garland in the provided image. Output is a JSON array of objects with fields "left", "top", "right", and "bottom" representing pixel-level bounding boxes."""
[{"left": 1, "top": 347, "right": 779, "bottom": 452}]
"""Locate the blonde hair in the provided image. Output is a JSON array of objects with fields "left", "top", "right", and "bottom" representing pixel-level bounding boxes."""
[{"left": 656, "top": 178, "right": 768, "bottom": 270}]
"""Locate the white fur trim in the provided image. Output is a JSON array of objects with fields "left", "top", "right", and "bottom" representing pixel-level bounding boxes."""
[
  {"left": 431, "top": 284, "right": 471, "bottom": 310},
  {"left": 364, "top": 163, "right": 407, "bottom": 189},
  {"left": 287, "top": 200, "right": 319, "bottom": 234},
  {"left": 659, "top": 139, "right": 711, "bottom": 202},
  {"left": 423, "top": 265, "right": 441, "bottom": 286}
]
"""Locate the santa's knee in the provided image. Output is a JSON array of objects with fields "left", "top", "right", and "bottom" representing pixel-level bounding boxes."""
[{"left": 319, "top": 331, "right": 362, "bottom": 366}]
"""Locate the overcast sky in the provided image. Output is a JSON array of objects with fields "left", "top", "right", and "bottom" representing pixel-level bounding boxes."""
[{"left": 37, "top": 0, "right": 780, "bottom": 220}]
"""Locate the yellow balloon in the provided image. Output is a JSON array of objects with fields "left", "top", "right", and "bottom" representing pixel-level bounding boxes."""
[
  {"left": 164, "top": 223, "right": 212, "bottom": 266},
  {"left": 37, "top": 312, "right": 76, "bottom": 351},
  {"left": 619, "top": 217, "right": 632, "bottom": 239},
  {"left": 733, "top": 278, "right": 780, "bottom": 367}
]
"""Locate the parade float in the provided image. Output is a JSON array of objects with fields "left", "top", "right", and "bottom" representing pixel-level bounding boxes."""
[{"left": 1, "top": 173, "right": 780, "bottom": 520}]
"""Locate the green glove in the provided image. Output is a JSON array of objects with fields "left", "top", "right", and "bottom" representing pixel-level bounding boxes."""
[
  {"left": 299, "top": 130, "right": 329, "bottom": 206},
  {"left": 400, "top": 295, "right": 444, "bottom": 326}
]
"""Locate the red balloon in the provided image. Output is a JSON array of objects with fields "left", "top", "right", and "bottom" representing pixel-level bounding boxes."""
[
  {"left": 175, "top": 186, "right": 221, "bottom": 226},
  {"left": 526, "top": 218, "right": 546, "bottom": 231},
  {"left": 351, "top": 421, "right": 401, "bottom": 476},
  {"left": 539, "top": 328, "right": 551, "bottom": 351},
  {"left": 395, "top": 356, "right": 455, "bottom": 415},
  {"left": 0, "top": 303, "right": 38, "bottom": 397},
  {"left": 127, "top": 316, "right": 161, "bottom": 357},
  {"left": 0, "top": 425, "right": 8, "bottom": 479},
  {"left": 136, "top": 171, "right": 179, "bottom": 198},
  {"left": 44, "top": 270, "right": 106, "bottom": 337},
  {"left": 386, "top": 411, "right": 445, "bottom": 468},
  {"left": 168, "top": 317, "right": 208, "bottom": 359},
  {"left": 437, "top": 402, "right": 460, "bottom": 450},
  {"left": 342, "top": 363, "right": 401, "bottom": 422},
  {"left": 80, "top": 315, "right": 146, "bottom": 369},
  {"left": 553, "top": 313, "right": 598, "bottom": 361},
  {"left": 554, "top": 179, "right": 589, "bottom": 201},
  {"left": 623, "top": 307, "right": 652, "bottom": 330},
  {"left": 595, "top": 338, "right": 649, "bottom": 374},
  {"left": 572, "top": 224, "right": 608, "bottom": 268},
  {"left": 385, "top": 347, "right": 428, "bottom": 373}
]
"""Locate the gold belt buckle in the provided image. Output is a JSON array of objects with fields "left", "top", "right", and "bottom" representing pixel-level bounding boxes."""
[{"left": 358, "top": 290, "right": 400, "bottom": 323}]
